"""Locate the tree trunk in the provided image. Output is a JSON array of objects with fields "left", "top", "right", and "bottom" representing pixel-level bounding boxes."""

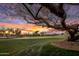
[
  {"left": 68, "top": 33, "right": 75, "bottom": 41},
  {"left": 67, "top": 32, "right": 79, "bottom": 41}
]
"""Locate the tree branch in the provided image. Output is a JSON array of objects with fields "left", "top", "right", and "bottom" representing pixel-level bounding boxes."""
[
  {"left": 22, "top": 3, "right": 37, "bottom": 20},
  {"left": 35, "top": 6, "right": 42, "bottom": 18}
]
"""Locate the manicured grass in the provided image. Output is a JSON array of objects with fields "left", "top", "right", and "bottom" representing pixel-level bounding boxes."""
[
  {"left": 16, "top": 43, "right": 79, "bottom": 56},
  {"left": 0, "top": 35, "right": 79, "bottom": 56},
  {"left": 0, "top": 35, "right": 65, "bottom": 56},
  {"left": 40, "top": 44, "right": 79, "bottom": 56}
]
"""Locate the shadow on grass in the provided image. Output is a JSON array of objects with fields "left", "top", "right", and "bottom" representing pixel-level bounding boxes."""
[
  {"left": 40, "top": 44, "right": 79, "bottom": 56},
  {"left": 16, "top": 44, "right": 79, "bottom": 56}
]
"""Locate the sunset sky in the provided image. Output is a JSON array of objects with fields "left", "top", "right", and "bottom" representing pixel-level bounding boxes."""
[
  {"left": 0, "top": 4, "right": 78, "bottom": 33},
  {"left": 0, "top": 22, "right": 49, "bottom": 32},
  {"left": 0, "top": 4, "right": 79, "bottom": 25}
]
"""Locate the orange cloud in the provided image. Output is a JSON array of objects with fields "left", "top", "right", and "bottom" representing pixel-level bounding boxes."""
[{"left": 0, "top": 22, "right": 48, "bottom": 32}]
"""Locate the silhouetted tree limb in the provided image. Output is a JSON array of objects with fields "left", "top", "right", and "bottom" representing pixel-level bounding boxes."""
[
  {"left": 35, "top": 6, "right": 42, "bottom": 18},
  {"left": 22, "top": 3, "right": 79, "bottom": 41},
  {"left": 22, "top": 3, "right": 37, "bottom": 20}
]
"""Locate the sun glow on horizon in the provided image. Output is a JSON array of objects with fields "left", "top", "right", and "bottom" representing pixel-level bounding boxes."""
[{"left": 0, "top": 22, "right": 49, "bottom": 33}]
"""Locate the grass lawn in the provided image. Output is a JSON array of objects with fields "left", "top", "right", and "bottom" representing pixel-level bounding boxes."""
[
  {"left": 40, "top": 44, "right": 79, "bottom": 56},
  {"left": 0, "top": 35, "right": 79, "bottom": 56}
]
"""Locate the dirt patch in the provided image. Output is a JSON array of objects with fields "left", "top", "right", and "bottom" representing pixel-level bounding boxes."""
[{"left": 51, "top": 40, "right": 79, "bottom": 51}]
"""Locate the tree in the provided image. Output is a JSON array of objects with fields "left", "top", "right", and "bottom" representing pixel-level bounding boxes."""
[
  {"left": 40, "top": 3, "right": 79, "bottom": 41},
  {"left": 40, "top": 4, "right": 79, "bottom": 41},
  {"left": 22, "top": 3, "right": 79, "bottom": 41},
  {"left": 33, "top": 31, "right": 39, "bottom": 36},
  {"left": 15, "top": 28, "right": 21, "bottom": 36}
]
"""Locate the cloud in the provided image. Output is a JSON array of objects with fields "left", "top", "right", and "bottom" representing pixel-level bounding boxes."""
[{"left": 64, "top": 4, "right": 79, "bottom": 19}]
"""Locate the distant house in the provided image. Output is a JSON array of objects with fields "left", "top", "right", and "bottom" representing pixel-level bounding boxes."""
[
  {"left": 40, "top": 28, "right": 66, "bottom": 35},
  {"left": 0, "top": 30, "right": 5, "bottom": 34},
  {"left": 44, "top": 30, "right": 65, "bottom": 35}
]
